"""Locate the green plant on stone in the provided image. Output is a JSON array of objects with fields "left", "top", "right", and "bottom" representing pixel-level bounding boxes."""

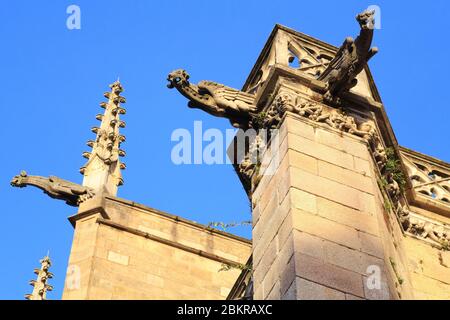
[
  {"left": 253, "top": 112, "right": 267, "bottom": 129},
  {"left": 219, "top": 263, "right": 252, "bottom": 273},
  {"left": 383, "top": 198, "right": 392, "bottom": 213},
  {"left": 384, "top": 148, "right": 407, "bottom": 192},
  {"left": 208, "top": 221, "right": 252, "bottom": 232},
  {"left": 389, "top": 257, "right": 404, "bottom": 287}
]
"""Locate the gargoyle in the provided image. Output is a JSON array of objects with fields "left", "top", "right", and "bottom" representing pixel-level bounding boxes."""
[
  {"left": 167, "top": 69, "right": 257, "bottom": 129},
  {"left": 10, "top": 171, "right": 95, "bottom": 207},
  {"left": 319, "top": 9, "right": 378, "bottom": 100}
]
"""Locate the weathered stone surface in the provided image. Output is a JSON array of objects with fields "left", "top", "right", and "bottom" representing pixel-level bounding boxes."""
[
  {"left": 251, "top": 109, "right": 395, "bottom": 300},
  {"left": 292, "top": 209, "right": 361, "bottom": 250},
  {"left": 288, "top": 134, "right": 355, "bottom": 171},
  {"left": 294, "top": 253, "right": 364, "bottom": 297},
  {"left": 296, "top": 278, "right": 346, "bottom": 300},
  {"left": 107, "top": 251, "right": 129, "bottom": 266},
  {"left": 290, "top": 167, "right": 375, "bottom": 213},
  {"left": 63, "top": 197, "right": 251, "bottom": 300},
  {"left": 288, "top": 150, "right": 318, "bottom": 175},
  {"left": 316, "top": 197, "right": 379, "bottom": 236},
  {"left": 317, "top": 160, "right": 374, "bottom": 194},
  {"left": 359, "top": 231, "right": 384, "bottom": 259}
]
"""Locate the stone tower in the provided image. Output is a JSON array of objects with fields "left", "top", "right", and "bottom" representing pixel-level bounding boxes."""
[{"left": 169, "top": 9, "right": 450, "bottom": 300}]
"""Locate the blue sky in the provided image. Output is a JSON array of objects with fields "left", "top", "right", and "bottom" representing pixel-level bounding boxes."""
[{"left": 1, "top": 0, "right": 449, "bottom": 300}]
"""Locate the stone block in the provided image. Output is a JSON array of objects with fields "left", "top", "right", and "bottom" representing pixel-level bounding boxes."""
[
  {"left": 290, "top": 188, "right": 317, "bottom": 214},
  {"left": 280, "top": 256, "right": 296, "bottom": 296},
  {"left": 317, "top": 160, "right": 374, "bottom": 194},
  {"left": 362, "top": 277, "right": 391, "bottom": 300},
  {"left": 253, "top": 284, "right": 264, "bottom": 300},
  {"left": 253, "top": 194, "right": 278, "bottom": 242},
  {"left": 262, "top": 263, "right": 278, "bottom": 298},
  {"left": 266, "top": 281, "right": 281, "bottom": 300},
  {"left": 324, "top": 241, "right": 363, "bottom": 274},
  {"left": 288, "top": 134, "right": 354, "bottom": 171},
  {"left": 292, "top": 230, "right": 325, "bottom": 261},
  {"left": 290, "top": 167, "right": 374, "bottom": 213},
  {"left": 296, "top": 278, "right": 346, "bottom": 300},
  {"left": 292, "top": 209, "right": 361, "bottom": 250},
  {"left": 258, "top": 176, "right": 277, "bottom": 214},
  {"left": 342, "top": 138, "right": 370, "bottom": 161},
  {"left": 354, "top": 157, "right": 373, "bottom": 177},
  {"left": 282, "top": 282, "right": 296, "bottom": 300},
  {"left": 294, "top": 253, "right": 364, "bottom": 297},
  {"left": 285, "top": 116, "right": 316, "bottom": 141},
  {"left": 314, "top": 128, "right": 344, "bottom": 152},
  {"left": 253, "top": 237, "right": 278, "bottom": 284},
  {"left": 288, "top": 149, "right": 318, "bottom": 175},
  {"left": 277, "top": 233, "right": 295, "bottom": 269},
  {"left": 359, "top": 232, "right": 384, "bottom": 259},
  {"left": 316, "top": 197, "right": 379, "bottom": 236},
  {"left": 253, "top": 195, "right": 290, "bottom": 268}
]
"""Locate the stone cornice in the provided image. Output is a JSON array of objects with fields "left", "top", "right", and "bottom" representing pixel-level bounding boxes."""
[
  {"left": 68, "top": 205, "right": 109, "bottom": 227},
  {"left": 70, "top": 195, "right": 252, "bottom": 246},
  {"left": 253, "top": 66, "right": 383, "bottom": 114},
  {"left": 96, "top": 217, "right": 249, "bottom": 268}
]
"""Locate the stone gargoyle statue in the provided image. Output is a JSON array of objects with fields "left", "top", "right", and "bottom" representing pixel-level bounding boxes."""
[
  {"left": 167, "top": 69, "right": 257, "bottom": 129},
  {"left": 10, "top": 171, "right": 95, "bottom": 207},
  {"left": 319, "top": 9, "right": 378, "bottom": 101}
]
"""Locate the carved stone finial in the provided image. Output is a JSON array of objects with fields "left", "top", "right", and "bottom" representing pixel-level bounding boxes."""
[
  {"left": 11, "top": 171, "right": 95, "bottom": 206},
  {"left": 319, "top": 9, "right": 378, "bottom": 102},
  {"left": 25, "top": 255, "right": 53, "bottom": 300},
  {"left": 80, "top": 80, "right": 127, "bottom": 196},
  {"left": 167, "top": 69, "right": 258, "bottom": 129}
]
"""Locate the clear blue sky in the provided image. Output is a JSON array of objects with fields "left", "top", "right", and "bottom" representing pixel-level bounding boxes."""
[{"left": 1, "top": 0, "right": 449, "bottom": 300}]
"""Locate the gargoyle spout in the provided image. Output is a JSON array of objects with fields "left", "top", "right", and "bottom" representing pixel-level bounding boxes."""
[
  {"left": 319, "top": 9, "right": 378, "bottom": 101},
  {"left": 167, "top": 69, "right": 190, "bottom": 89},
  {"left": 167, "top": 69, "right": 257, "bottom": 129},
  {"left": 10, "top": 171, "right": 95, "bottom": 207},
  {"left": 10, "top": 170, "right": 28, "bottom": 188}
]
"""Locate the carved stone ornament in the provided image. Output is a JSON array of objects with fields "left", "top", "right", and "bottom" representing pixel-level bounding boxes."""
[
  {"left": 319, "top": 9, "right": 378, "bottom": 102},
  {"left": 167, "top": 69, "right": 258, "bottom": 129},
  {"left": 402, "top": 151, "right": 450, "bottom": 205},
  {"left": 259, "top": 92, "right": 377, "bottom": 140},
  {"left": 25, "top": 255, "right": 53, "bottom": 300},
  {"left": 399, "top": 208, "right": 450, "bottom": 248},
  {"left": 238, "top": 92, "right": 379, "bottom": 186},
  {"left": 10, "top": 171, "right": 95, "bottom": 206},
  {"left": 82, "top": 80, "right": 126, "bottom": 172}
]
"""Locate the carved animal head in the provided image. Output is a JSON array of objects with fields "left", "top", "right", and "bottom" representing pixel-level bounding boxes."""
[
  {"left": 167, "top": 69, "right": 190, "bottom": 89},
  {"left": 11, "top": 171, "right": 28, "bottom": 187},
  {"left": 356, "top": 9, "right": 375, "bottom": 30}
]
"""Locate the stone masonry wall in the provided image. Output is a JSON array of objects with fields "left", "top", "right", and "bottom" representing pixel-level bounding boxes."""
[
  {"left": 251, "top": 113, "right": 394, "bottom": 300},
  {"left": 62, "top": 198, "right": 251, "bottom": 300},
  {"left": 404, "top": 233, "right": 450, "bottom": 299}
]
